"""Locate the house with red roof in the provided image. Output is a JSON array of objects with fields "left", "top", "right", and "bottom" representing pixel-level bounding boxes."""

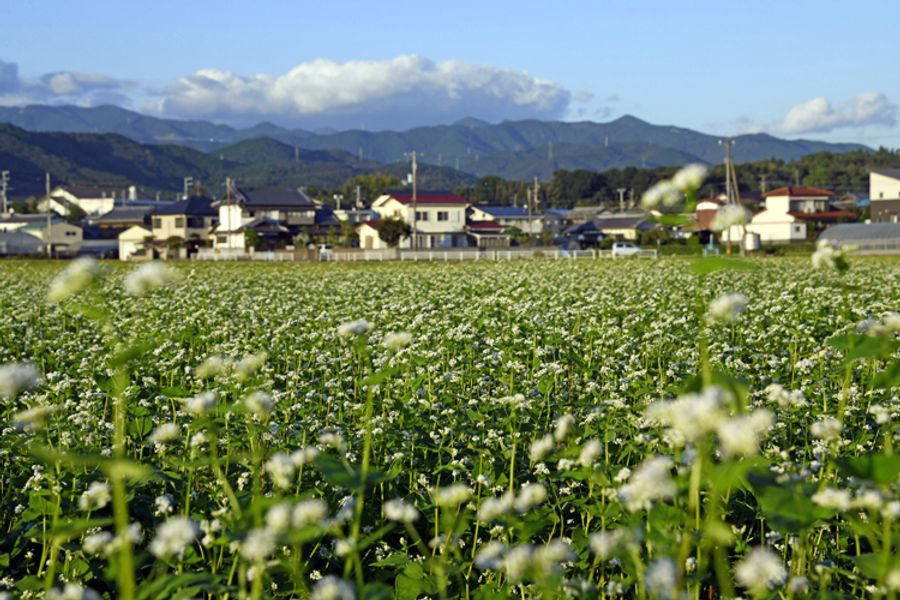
[
  {"left": 725, "top": 186, "right": 855, "bottom": 243},
  {"left": 366, "top": 190, "right": 470, "bottom": 249}
]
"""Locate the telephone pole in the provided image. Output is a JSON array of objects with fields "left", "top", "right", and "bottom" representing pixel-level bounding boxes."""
[
  {"left": 529, "top": 176, "right": 539, "bottom": 245},
  {"left": 404, "top": 151, "right": 420, "bottom": 249},
  {"left": 0, "top": 170, "right": 9, "bottom": 214},
  {"left": 45, "top": 172, "right": 52, "bottom": 257},
  {"left": 616, "top": 188, "right": 627, "bottom": 212},
  {"left": 719, "top": 139, "right": 745, "bottom": 254}
]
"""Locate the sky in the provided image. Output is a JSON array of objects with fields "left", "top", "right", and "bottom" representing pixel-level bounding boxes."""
[{"left": 1, "top": 0, "right": 898, "bottom": 145}]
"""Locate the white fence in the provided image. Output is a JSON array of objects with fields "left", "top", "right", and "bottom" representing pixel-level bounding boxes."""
[{"left": 193, "top": 246, "right": 660, "bottom": 263}]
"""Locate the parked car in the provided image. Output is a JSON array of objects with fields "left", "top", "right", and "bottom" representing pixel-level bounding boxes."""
[{"left": 611, "top": 241, "right": 642, "bottom": 257}]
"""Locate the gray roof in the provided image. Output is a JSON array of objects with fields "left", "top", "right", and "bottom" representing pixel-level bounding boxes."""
[
  {"left": 56, "top": 184, "right": 132, "bottom": 199},
  {"left": 473, "top": 205, "right": 530, "bottom": 218},
  {"left": 0, "top": 213, "right": 62, "bottom": 225},
  {"left": 229, "top": 187, "right": 319, "bottom": 209},
  {"left": 0, "top": 230, "right": 43, "bottom": 254},
  {"left": 819, "top": 223, "right": 900, "bottom": 242},
  {"left": 871, "top": 168, "right": 900, "bottom": 180},
  {"left": 592, "top": 214, "right": 651, "bottom": 230},
  {"left": 154, "top": 196, "right": 216, "bottom": 216},
  {"left": 89, "top": 206, "right": 153, "bottom": 224}
]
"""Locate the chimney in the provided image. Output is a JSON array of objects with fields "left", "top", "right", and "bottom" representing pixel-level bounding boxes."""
[{"left": 128, "top": 185, "right": 137, "bottom": 201}]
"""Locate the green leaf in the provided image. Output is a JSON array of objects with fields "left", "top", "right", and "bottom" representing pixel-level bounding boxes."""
[
  {"left": 691, "top": 256, "right": 758, "bottom": 275},
  {"left": 837, "top": 455, "right": 900, "bottom": 485},
  {"left": 371, "top": 552, "right": 411, "bottom": 568},
  {"left": 362, "top": 582, "right": 394, "bottom": 600},
  {"left": 653, "top": 214, "right": 694, "bottom": 227},
  {"left": 853, "top": 553, "right": 900, "bottom": 581},
  {"left": 748, "top": 470, "right": 833, "bottom": 533},
  {"left": 395, "top": 561, "right": 437, "bottom": 600},
  {"left": 313, "top": 454, "right": 394, "bottom": 492},
  {"left": 136, "top": 573, "right": 228, "bottom": 600}
]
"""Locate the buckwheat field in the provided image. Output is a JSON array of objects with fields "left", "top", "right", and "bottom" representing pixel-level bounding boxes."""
[{"left": 0, "top": 256, "right": 897, "bottom": 600}]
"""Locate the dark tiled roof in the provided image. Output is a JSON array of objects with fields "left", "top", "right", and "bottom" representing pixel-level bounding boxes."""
[
  {"left": 592, "top": 215, "right": 650, "bottom": 229},
  {"left": 233, "top": 187, "right": 318, "bottom": 209},
  {"left": 153, "top": 196, "right": 217, "bottom": 216},
  {"left": 89, "top": 206, "right": 153, "bottom": 224},
  {"left": 0, "top": 213, "right": 62, "bottom": 224},
  {"left": 57, "top": 184, "right": 131, "bottom": 199},
  {"left": 764, "top": 186, "right": 833, "bottom": 198},
  {"left": 383, "top": 190, "right": 469, "bottom": 205}
]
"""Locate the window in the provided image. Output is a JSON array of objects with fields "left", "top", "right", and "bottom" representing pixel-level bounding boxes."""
[
  {"left": 216, "top": 235, "right": 227, "bottom": 244},
  {"left": 416, "top": 211, "right": 429, "bottom": 221},
  {"left": 174, "top": 217, "right": 185, "bottom": 227},
  {"left": 437, "top": 211, "right": 449, "bottom": 221},
  {"left": 152, "top": 218, "right": 162, "bottom": 229},
  {"left": 187, "top": 217, "right": 204, "bottom": 228},
  {"left": 65, "top": 231, "right": 77, "bottom": 237},
  {"left": 794, "top": 226, "right": 802, "bottom": 233}
]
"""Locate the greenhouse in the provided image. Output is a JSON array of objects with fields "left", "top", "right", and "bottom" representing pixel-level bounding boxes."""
[{"left": 818, "top": 222, "right": 900, "bottom": 254}]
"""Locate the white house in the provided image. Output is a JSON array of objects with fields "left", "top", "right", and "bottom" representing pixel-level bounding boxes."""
[
  {"left": 869, "top": 169, "right": 900, "bottom": 223},
  {"left": 0, "top": 214, "right": 82, "bottom": 254},
  {"left": 118, "top": 225, "right": 153, "bottom": 261},
  {"left": 468, "top": 205, "right": 542, "bottom": 234},
  {"left": 45, "top": 184, "right": 138, "bottom": 216},
  {"left": 726, "top": 186, "right": 840, "bottom": 243},
  {"left": 369, "top": 191, "right": 469, "bottom": 249}
]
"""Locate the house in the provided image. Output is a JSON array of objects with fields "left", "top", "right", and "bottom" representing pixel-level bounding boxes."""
[
  {"left": 727, "top": 186, "right": 853, "bottom": 243},
  {"left": 565, "top": 206, "right": 607, "bottom": 224},
  {"left": 370, "top": 190, "right": 469, "bottom": 249},
  {"left": 560, "top": 220, "right": 604, "bottom": 248},
  {"left": 84, "top": 205, "right": 155, "bottom": 239},
  {"left": 695, "top": 198, "right": 725, "bottom": 231},
  {"left": 118, "top": 225, "right": 154, "bottom": 261},
  {"left": 45, "top": 184, "right": 138, "bottom": 216},
  {"left": 541, "top": 209, "right": 571, "bottom": 238},
  {"left": 357, "top": 220, "right": 384, "bottom": 250},
  {"left": 468, "top": 205, "right": 542, "bottom": 235},
  {"left": 869, "top": 169, "right": 900, "bottom": 223},
  {"left": 0, "top": 230, "right": 43, "bottom": 256},
  {"left": 0, "top": 214, "right": 82, "bottom": 255},
  {"left": 211, "top": 186, "right": 338, "bottom": 250},
  {"left": 592, "top": 213, "right": 655, "bottom": 241},
  {"left": 151, "top": 196, "right": 217, "bottom": 244},
  {"left": 819, "top": 223, "right": 900, "bottom": 254},
  {"left": 465, "top": 220, "right": 510, "bottom": 248}
]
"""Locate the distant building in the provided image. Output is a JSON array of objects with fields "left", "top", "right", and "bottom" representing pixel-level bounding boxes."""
[
  {"left": 869, "top": 169, "right": 900, "bottom": 223},
  {"left": 592, "top": 213, "right": 655, "bottom": 241},
  {"left": 151, "top": 196, "right": 217, "bottom": 243},
  {"left": 118, "top": 225, "right": 154, "bottom": 261},
  {"left": 0, "top": 230, "right": 43, "bottom": 256},
  {"left": 369, "top": 190, "right": 469, "bottom": 249},
  {"left": 212, "top": 186, "right": 338, "bottom": 250},
  {"left": 819, "top": 222, "right": 900, "bottom": 254},
  {"left": 46, "top": 184, "right": 138, "bottom": 216},
  {"left": 468, "top": 205, "right": 542, "bottom": 234},
  {"left": 85, "top": 205, "right": 154, "bottom": 239},
  {"left": 728, "top": 186, "right": 854, "bottom": 243},
  {"left": 465, "top": 220, "right": 510, "bottom": 248},
  {"left": 0, "top": 213, "right": 82, "bottom": 255}
]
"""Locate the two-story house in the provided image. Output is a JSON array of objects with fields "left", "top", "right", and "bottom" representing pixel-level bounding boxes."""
[
  {"left": 869, "top": 169, "right": 900, "bottom": 223},
  {"left": 726, "top": 186, "right": 853, "bottom": 243},
  {"left": 151, "top": 196, "right": 218, "bottom": 243},
  {"left": 211, "top": 186, "right": 337, "bottom": 249},
  {"left": 368, "top": 190, "right": 469, "bottom": 249},
  {"left": 44, "top": 184, "right": 139, "bottom": 216}
]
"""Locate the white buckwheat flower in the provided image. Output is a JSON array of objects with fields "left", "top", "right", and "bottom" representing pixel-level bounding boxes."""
[
  {"left": 182, "top": 391, "right": 217, "bottom": 416},
  {"left": 641, "top": 180, "right": 681, "bottom": 210},
  {"left": 0, "top": 362, "right": 41, "bottom": 398},
  {"left": 514, "top": 482, "right": 548, "bottom": 513},
  {"left": 811, "top": 417, "right": 842, "bottom": 442},
  {"left": 148, "top": 422, "right": 180, "bottom": 445},
  {"left": 310, "top": 576, "right": 355, "bottom": 600},
  {"left": 529, "top": 434, "right": 555, "bottom": 461},
  {"left": 124, "top": 261, "right": 177, "bottom": 296},
  {"left": 811, "top": 487, "right": 852, "bottom": 511},
  {"left": 382, "top": 332, "right": 412, "bottom": 352},
  {"left": 241, "top": 528, "right": 276, "bottom": 562},
  {"left": 579, "top": 439, "right": 602, "bottom": 467},
  {"left": 432, "top": 483, "right": 472, "bottom": 508},
  {"left": 707, "top": 292, "right": 749, "bottom": 324},
  {"left": 79, "top": 481, "right": 111, "bottom": 511},
  {"left": 673, "top": 163, "right": 708, "bottom": 191},
  {"left": 245, "top": 390, "right": 274, "bottom": 419},
  {"left": 149, "top": 516, "right": 198, "bottom": 559},
  {"left": 384, "top": 498, "right": 419, "bottom": 523},
  {"left": 337, "top": 319, "right": 372, "bottom": 338},
  {"left": 265, "top": 453, "right": 296, "bottom": 489},
  {"left": 645, "top": 557, "right": 677, "bottom": 599},
  {"left": 735, "top": 547, "right": 787, "bottom": 593},
  {"left": 477, "top": 491, "right": 515, "bottom": 522},
  {"left": 717, "top": 409, "right": 774, "bottom": 458},
  {"left": 292, "top": 498, "right": 328, "bottom": 527},
  {"left": 618, "top": 456, "right": 676, "bottom": 512},
  {"left": 48, "top": 256, "right": 98, "bottom": 303},
  {"left": 710, "top": 204, "right": 749, "bottom": 232}
]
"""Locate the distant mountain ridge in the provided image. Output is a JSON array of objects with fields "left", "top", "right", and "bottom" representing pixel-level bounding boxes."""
[
  {"left": 0, "top": 104, "right": 870, "bottom": 181},
  {"left": 0, "top": 124, "right": 475, "bottom": 199}
]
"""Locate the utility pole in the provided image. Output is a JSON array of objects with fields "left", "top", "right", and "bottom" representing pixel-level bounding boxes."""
[
  {"left": 616, "top": 188, "right": 627, "bottom": 212},
  {"left": 45, "top": 172, "right": 52, "bottom": 257},
  {"left": 0, "top": 170, "right": 9, "bottom": 214},
  {"left": 404, "top": 151, "right": 420, "bottom": 249},
  {"left": 759, "top": 174, "right": 768, "bottom": 194},
  {"left": 529, "top": 176, "right": 539, "bottom": 245},
  {"left": 355, "top": 185, "right": 362, "bottom": 210},
  {"left": 719, "top": 139, "right": 745, "bottom": 255}
]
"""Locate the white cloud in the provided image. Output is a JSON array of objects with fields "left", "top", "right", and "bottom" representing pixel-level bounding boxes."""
[
  {"left": 0, "top": 59, "right": 133, "bottom": 107},
  {"left": 159, "top": 55, "right": 572, "bottom": 129},
  {"left": 766, "top": 92, "right": 897, "bottom": 135}
]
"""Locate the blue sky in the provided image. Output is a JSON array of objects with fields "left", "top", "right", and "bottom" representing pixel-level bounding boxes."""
[{"left": 1, "top": 0, "right": 898, "bottom": 145}]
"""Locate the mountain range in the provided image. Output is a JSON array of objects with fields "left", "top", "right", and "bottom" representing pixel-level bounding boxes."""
[{"left": 0, "top": 104, "right": 868, "bottom": 182}]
